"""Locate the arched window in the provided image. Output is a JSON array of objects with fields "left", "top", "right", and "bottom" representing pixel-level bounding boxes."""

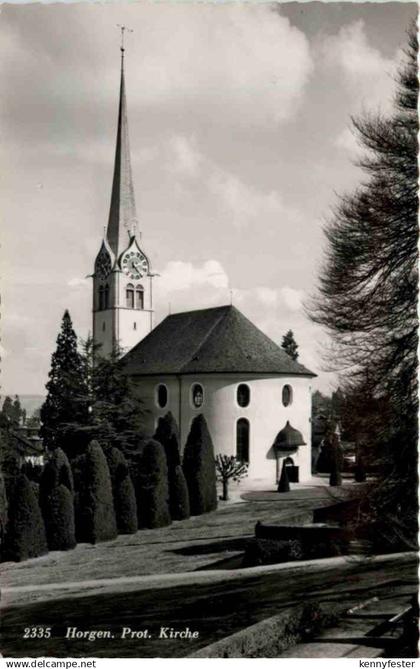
[
  {"left": 236, "top": 418, "right": 250, "bottom": 464},
  {"left": 126, "top": 284, "right": 134, "bottom": 309},
  {"left": 156, "top": 384, "right": 168, "bottom": 409},
  {"left": 237, "top": 384, "right": 250, "bottom": 408},
  {"left": 136, "top": 285, "right": 144, "bottom": 310},
  {"left": 99, "top": 286, "right": 104, "bottom": 311},
  {"left": 282, "top": 384, "right": 293, "bottom": 407},
  {"left": 191, "top": 383, "right": 204, "bottom": 408},
  {"left": 104, "top": 284, "right": 109, "bottom": 309}
]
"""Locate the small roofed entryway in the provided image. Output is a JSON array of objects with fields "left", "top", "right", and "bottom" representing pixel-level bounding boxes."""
[{"left": 273, "top": 421, "right": 307, "bottom": 484}]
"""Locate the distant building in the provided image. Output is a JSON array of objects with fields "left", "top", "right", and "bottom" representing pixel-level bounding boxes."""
[{"left": 92, "top": 46, "right": 316, "bottom": 483}]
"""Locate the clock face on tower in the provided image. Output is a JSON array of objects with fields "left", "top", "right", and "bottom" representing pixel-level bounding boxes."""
[
  {"left": 121, "top": 250, "right": 148, "bottom": 280},
  {"left": 95, "top": 249, "right": 112, "bottom": 279}
]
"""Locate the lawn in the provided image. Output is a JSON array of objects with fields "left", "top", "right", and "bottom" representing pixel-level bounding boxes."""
[{"left": 1, "top": 484, "right": 355, "bottom": 601}]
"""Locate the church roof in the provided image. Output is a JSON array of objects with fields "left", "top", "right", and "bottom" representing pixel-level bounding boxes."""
[
  {"left": 122, "top": 305, "right": 316, "bottom": 377},
  {"left": 106, "top": 50, "right": 139, "bottom": 259}
]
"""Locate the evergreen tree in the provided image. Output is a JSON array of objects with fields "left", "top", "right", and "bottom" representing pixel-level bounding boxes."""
[
  {"left": 40, "top": 311, "right": 89, "bottom": 456},
  {"left": 171, "top": 465, "right": 190, "bottom": 521},
  {"left": 78, "top": 337, "right": 145, "bottom": 455},
  {"left": 11, "top": 396, "right": 23, "bottom": 427},
  {"left": 136, "top": 439, "right": 171, "bottom": 529},
  {"left": 105, "top": 447, "right": 138, "bottom": 534},
  {"left": 4, "top": 474, "right": 48, "bottom": 562},
  {"left": 281, "top": 330, "right": 299, "bottom": 361},
  {"left": 309, "top": 28, "right": 418, "bottom": 547},
  {"left": 183, "top": 414, "right": 218, "bottom": 515},
  {"left": 73, "top": 440, "right": 117, "bottom": 544},
  {"left": 39, "top": 458, "right": 76, "bottom": 552},
  {"left": 0, "top": 466, "right": 8, "bottom": 559},
  {"left": 1, "top": 397, "right": 14, "bottom": 426},
  {"left": 153, "top": 413, "right": 187, "bottom": 519},
  {"left": 277, "top": 460, "right": 290, "bottom": 493}
]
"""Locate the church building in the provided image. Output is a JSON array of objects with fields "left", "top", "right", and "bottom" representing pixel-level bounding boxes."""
[{"left": 92, "top": 44, "right": 316, "bottom": 484}]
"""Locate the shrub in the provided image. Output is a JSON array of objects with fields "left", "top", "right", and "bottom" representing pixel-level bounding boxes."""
[
  {"left": 171, "top": 465, "right": 190, "bottom": 520},
  {"left": 137, "top": 439, "right": 171, "bottom": 529},
  {"left": 73, "top": 441, "right": 117, "bottom": 544},
  {"left": 105, "top": 447, "right": 138, "bottom": 534},
  {"left": 183, "top": 414, "right": 217, "bottom": 515},
  {"left": 243, "top": 538, "right": 304, "bottom": 567},
  {"left": 52, "top": 447, "right": 74, "bottom": 493},
  {"left": 4, "top": 474, "right": 48, "bottom": 562},
  {"left": 40, "top": 461, "right": 76, "bottom": 551},
  {"left": 154, "top": 412, "right": 188, "bottom": 520}
]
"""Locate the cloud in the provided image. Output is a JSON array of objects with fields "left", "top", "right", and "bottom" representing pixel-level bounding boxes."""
[
  {"left": 320, "top": 20, "right": 398, "bottom": 109},
  {"left": 68, "top": 277, "right": 88, "bottom": 287},
  {"left": 167, "top": 135, "right": 202, "bottom": 178},
  {"left": 209, "top": 168, "right": 285, "bottom": 228},
  {"left": 158, "top": 260, "right": 229, "bottom": 293},
  {"left": 280, "top": 286, "right": 305, "bottom": 312}
]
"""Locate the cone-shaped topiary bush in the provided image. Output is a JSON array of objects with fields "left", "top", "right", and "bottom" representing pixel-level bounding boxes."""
[
  {"left": 171, "top": 465, "right": 190, "bottom": 520},
  {"left": 154, "top": 413, "right": 190, "bottom": 520},
  {"left": 278, "top": 461, "right": 290, "bottom": 493},
  {"left": 73, "top": 440, "right": 117, "bottom": 544},
  {"left": 106, "top": 447, "right": 138, "bottom": 534},
  {"left": 4, "top": 474, "right": 48, "bottom": 562},
  {"left": 137, "top": 439, "right": 171, "bottom": 529},
  {"left": 52, "top": 447, "right": 74, "bottom": 493},
  {"left": 40, "top": 459, "right": 76, "bottom": 551},
  {"left": 183, "top": 414, "right": 217, "bottom": 515}
]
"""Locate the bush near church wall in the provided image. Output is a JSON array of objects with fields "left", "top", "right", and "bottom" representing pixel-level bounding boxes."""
[
  {"left": 136, "top": 439, "right": 171, "bottom": 529},
  {"left": 105, "top": 446, "right": 138, "bottom": 534},
  {"left": 183, "top": 414, "right": 217, "bottom": 516},
  {"left": 171, "top": 465, "right": 190, "bottom": 521},
  {"left": 3, "top": 474, "right": 48, "bottom": 562},
  {"left": 39, "top": 459, "right": 76, "bottom": 551},
  {"left": 154, "top": 413, "right": 190, "bottom": 521},
  {"left": 73, "top": 441, "right": 117, "bottom": 544}
]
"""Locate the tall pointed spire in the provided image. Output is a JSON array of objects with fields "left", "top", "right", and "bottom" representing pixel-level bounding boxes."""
[{"left": 106, "top": 39, "right": 139, "bottom": 259}]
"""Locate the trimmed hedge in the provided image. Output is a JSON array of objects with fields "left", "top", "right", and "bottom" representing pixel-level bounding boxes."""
[
  {"left": 183, "top": 414, "right": 217, "bottom": 516},
  {"left": 73, "top": 441, "right": 117, "bottom": 544},
  {"left": 40, "top": 460, "right": 76, "bottom": 551},
  {"left": 4, "top": 474, "right": 48, "bottom": 562},
  {"left": 171, "top": 465, "right": 190, "bottom": 520},
  {"left": 137, "top": 439, "right": 171, "bottom": 529},
  {"left": 106, "top": 447, "right": 138, "bottom": 534},
  {"left": 154, "top": 413, "right": 190, "bottom": 520},
  {"left": 52, "top": 447, "right": 74, "bottom": 493}
]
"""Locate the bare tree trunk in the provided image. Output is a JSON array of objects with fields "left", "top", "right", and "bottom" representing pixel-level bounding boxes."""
[{"left": 222, "top": 479, "right": 229, "bottom": 501}]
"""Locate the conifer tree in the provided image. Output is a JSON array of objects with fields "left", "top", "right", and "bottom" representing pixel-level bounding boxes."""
[
  {"left": 73, "top": 440, "right": 117, "bottom": 544},
  {"left": 153, "top": 413, "right": 189, "bottom": 519},
  {"left": 39, "top": 456, "right": 76, "bottom": 552},
  {"left": 78, "top": 337, "right": 145, "bottom": 455},
  {"left": 183, "top": 414, "right": 217, "bottom": 515},
  {"left": 105, "top": 446, "right": 138, "bottom": 534},
  {"left": 136, "top": 439, "right": 171, "bottom": 529},
  {"left": 309, "top": 28, "right": 418, "bottom": 547},
  {"left": 40, "top": 311, "right": 89, "bottom": 456},
  {"left": 281, "top": 330, "right": 299, "bottom": 361},
  {"left": 4, "top": 474, "right": 48, "bottom": 562}
]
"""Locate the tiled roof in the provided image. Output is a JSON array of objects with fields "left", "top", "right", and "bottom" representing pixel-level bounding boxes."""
[{"left": 122, "top": 305, "right": 316, "bottom": 377}]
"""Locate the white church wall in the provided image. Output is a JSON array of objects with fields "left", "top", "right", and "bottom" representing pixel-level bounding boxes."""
[{"left": 134, "top": 373, "right": 312, "bottom": 483}]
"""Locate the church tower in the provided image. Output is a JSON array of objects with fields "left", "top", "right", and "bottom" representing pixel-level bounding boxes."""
[{"left": 93, "top": 39, "right": 154, "bottom": 357}]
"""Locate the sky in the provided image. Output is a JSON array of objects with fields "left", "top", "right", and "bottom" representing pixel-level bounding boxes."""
[{"left": 0, "top": 1, "right": 416, "bottom": 397}]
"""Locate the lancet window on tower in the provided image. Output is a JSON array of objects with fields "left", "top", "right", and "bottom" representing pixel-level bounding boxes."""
[
  {"left": 104, "top": 284, "right": 109, "bottom": 309},
  {"left": 136, "top": 285, "right": 144, "bottom": 310},
  {"left": 126, "top": 284, "right": 135, "bottom": 309}
]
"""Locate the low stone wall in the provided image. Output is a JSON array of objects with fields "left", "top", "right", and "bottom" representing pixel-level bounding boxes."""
[
  {"left": 189, "top": 603, "right": 341, "bottom": 658},
  {"left": 255, "top": 521, "right": 351, "bottom": 544}
]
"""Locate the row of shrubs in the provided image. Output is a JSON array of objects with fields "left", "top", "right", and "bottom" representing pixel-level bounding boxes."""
[{"left": 2, "top": 412, "right": 218, "bottom": 563}]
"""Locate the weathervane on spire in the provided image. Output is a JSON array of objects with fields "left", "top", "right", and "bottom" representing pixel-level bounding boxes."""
[{"left": 117, "top": 24, "right": 133, "bottom": 55}]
